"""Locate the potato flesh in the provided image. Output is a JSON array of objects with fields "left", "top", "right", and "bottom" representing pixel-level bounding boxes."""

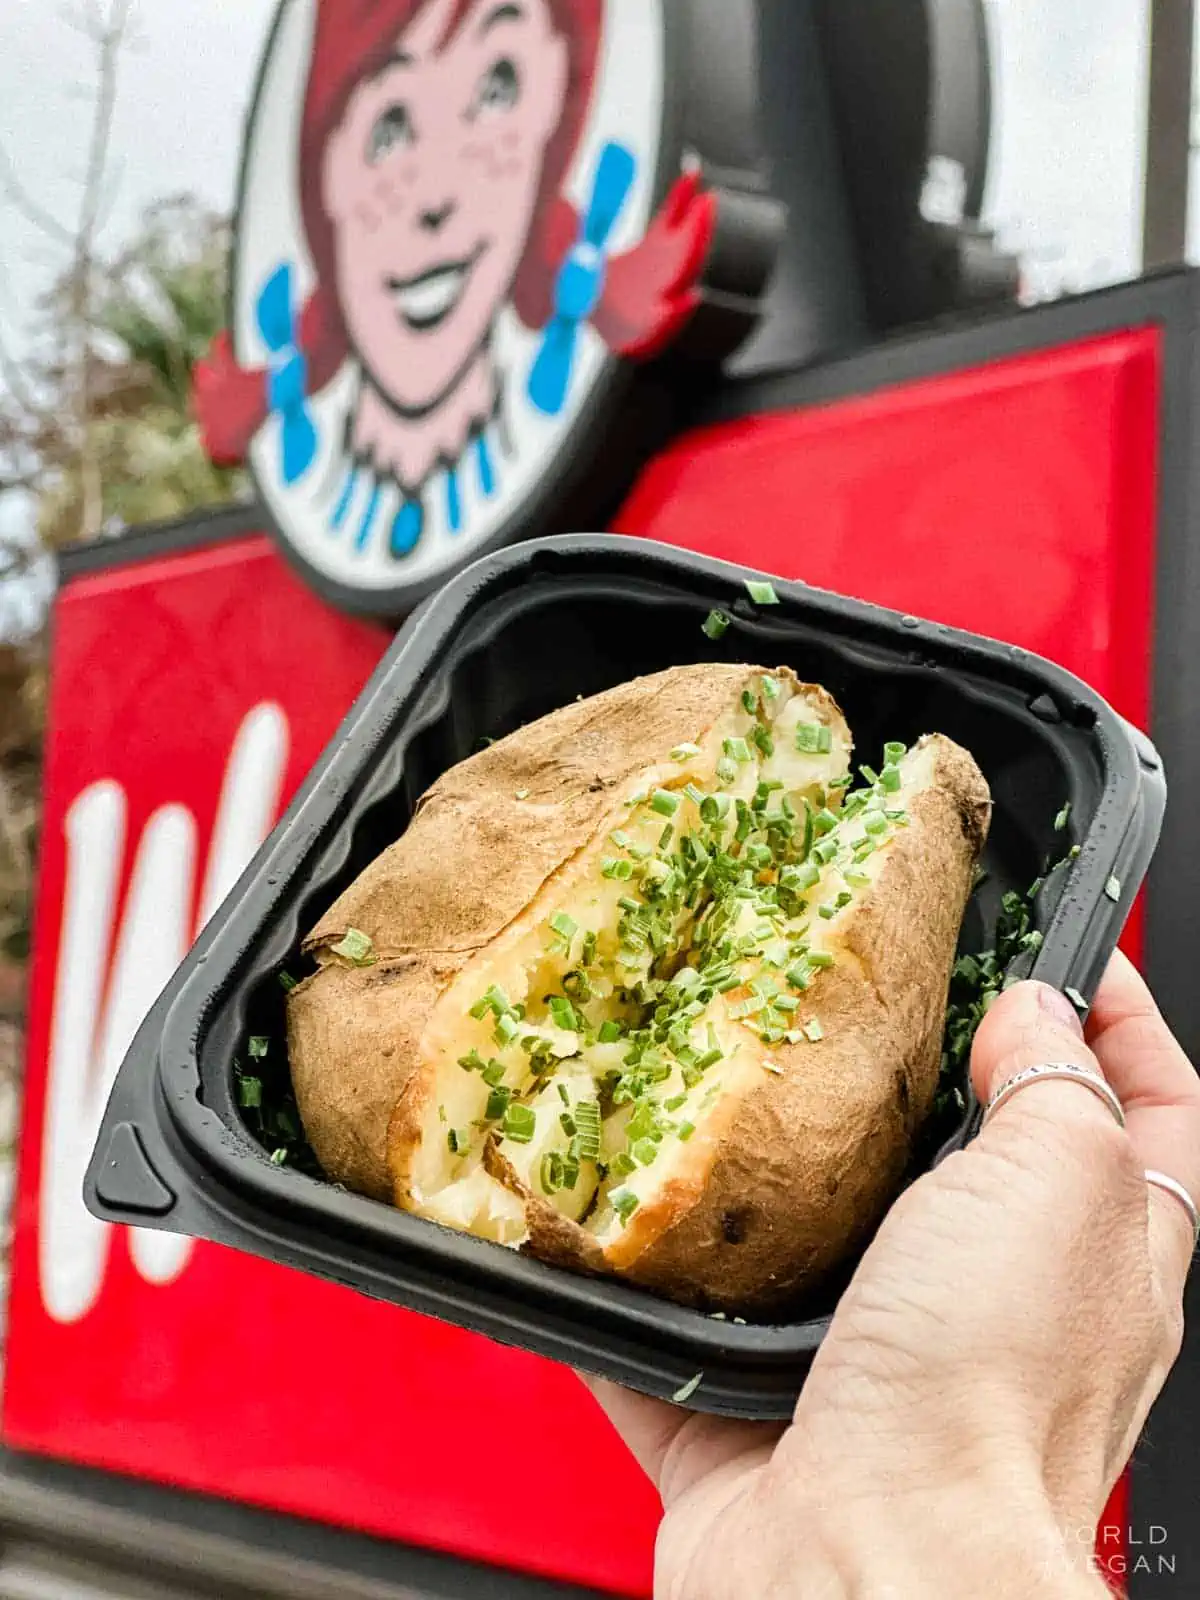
[
  {"left": 411, "top": 675, "right": 853, "bottom": 1242},
  {"left": 414, "top": 725, "right": 942, "bottom": 1255},
  {"left": 411, "top": 705, "right": 943, "bottom": 1252}
]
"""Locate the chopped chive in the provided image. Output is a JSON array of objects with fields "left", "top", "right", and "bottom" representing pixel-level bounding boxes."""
[
  {"left": 795, "top": 723, "right": 833, "bottom": 755},
  {"left": 601, "top": 857, "right": 635, "bottom": 880},
  {"left": 650, "top": 788, "right": 681, "bottom": 817},
  {"left": 863, "top": 812, "right": 889, "bottom": 836},
  {"left": 557, "top": 1083, "right": 571, "bottom": 1105},
  {"left": 803, "top": 1018, "right": 825, "bottom": 1042},
  {"left": 818, "top": 904, "right": 837, "bottom": 920},
  {"left": 611, "top": 1187, "right": 640, "bottom": 1222},
  {"left": 787, "top": 964, "right": 811, "bottom": 991},
  {"left": 502, "top": 1104, "right": 537, "bottom": 1144},
  {"left": 671, "top": 742, "right": 702, "bottom": 763},
  {"left": 761, "top": 675, "right": 781, "bottom": 702},
  {"left": 702, "top": 608, "right": 731, "bottom": 640},
  {"left": 485, "top": 1087, "right": 512, "bottom": 1121},
  {"left": 329, "top": 927, "right": 376, "bottom": 967},
  {"left": 278, "top": 970, "right": 298, "bottom": 992},
  {"left": 237, "top": 1076, "right": 263, "bottom": 1110},
  {"left": 884, "top": 742, "right": 906, "bottom": 764},
  {"left": 808, "top": 951, "right": 835, "bottom": 969},
  {"left": 1055, "top": 802, "right": 1072, "bottom": 832},
  {"left": 550, "top": 911, "right": 578, "bottom": 943},
  {"left": 665, "top": 1093, "right": 687, "bottom": 1112},
  {"left": 1104, "top": 875, "right": 1122, "bottom": 902},
  {"left": 741, "top": 689, "right": 758, "bottom": 715},
  {"left": 481, "top": 1059, "right": 507, "bottom": 1087},
  {"left": 744, "top": 579, "right": 779, "bottom": 605},
  {"left": 247, "top": 1036, "right": 269, "bottom": 1059},
  {"left": 723, "top": 736, "right": 752, "bottom": 764},
  {"left": 447, "top": 1128, "right": 467, "bottom": 1155},
  {"left": 878, "top": 764, "right": 902, "bottom": 793},
  {"left": 812, "top": 808, "right": 838, "bottom": 836},
  {"left": 844, "top": 869, "right": 871, "bottom": 888},
  {"left": 671, "top": 1372, "right": 703, "bottom": 1405},
  {"left": 494, "top": 1012, "right": 520, "bottom": 1046},
  {"left": 677, "top": 1121, "right": 696, "bottom": 1142},
  {"left": 270, "top": 1148, "right": 288, "bottom": 1166},
  {"left": 598, "top": 1019, "right": 624, "bottom": 1044},
  {"left": 859, "top": 765, "right": 879, "bottom": 786},
  {"left": 631, "top": 1138, "right": 659, "bottom": 1167},
  {"left": 716, "top": 757, "right": 738, "bottom": 786},
  {"left": 458, "top": 1048, "right": 486, "bottom": 1073}
]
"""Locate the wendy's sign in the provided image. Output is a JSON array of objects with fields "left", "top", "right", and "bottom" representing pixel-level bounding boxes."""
[{"left": 196, "top": 0, "right": 780, "bottom": 617}]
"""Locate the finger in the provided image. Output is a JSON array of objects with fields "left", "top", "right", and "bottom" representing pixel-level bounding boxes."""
[
  {"left": 579, "top": 1374, "right": 783, "bottom": 1508},
  {"left": 969, "top": 980, "right": 1120, "bottom": 1141},
  {"left": 1087, "top": 953, "right": 1200, "bottom": 1297}
]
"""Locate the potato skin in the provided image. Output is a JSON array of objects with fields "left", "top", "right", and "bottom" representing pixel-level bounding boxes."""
[
  {"left": 289, "top": 664, "right": 813, "bottom": 1199},
  {"left": 610, "top": 736, "right": 989, "bottom": 1315},
  {"left": 504, "top": 736, "right": 991, "bottom": 1316}
]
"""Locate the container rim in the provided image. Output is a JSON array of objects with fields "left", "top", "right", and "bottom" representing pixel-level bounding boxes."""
[{"left": 134, "top": 533, "right": 1149, "bottom": 1369}]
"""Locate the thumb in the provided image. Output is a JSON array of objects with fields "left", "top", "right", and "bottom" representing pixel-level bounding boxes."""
[{"left": 970, "top": 981, "right": 1121, "bottom": 1138}]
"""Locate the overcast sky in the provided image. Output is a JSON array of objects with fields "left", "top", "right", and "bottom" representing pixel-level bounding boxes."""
[{"left": 0, "top": 0, "right": 1168, "bottom": 398}]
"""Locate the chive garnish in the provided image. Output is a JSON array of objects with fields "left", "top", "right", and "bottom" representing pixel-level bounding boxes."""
[
  {"left": 671, "top": 743, "right": 701, "bottom": 763},
  {"left": 278, "top": 971, "right": 298, "bottom": 992},
  {"left": 1055, "top": 802, "right": 1072, "bottom": 832},
  {"left": 611, "top": 1187, "right": 640, "bottom": 1222},
  {"left": 270, "top": 1148, "right": 288, "bottom": 1166},
  {"left": 803, "top": 1019, "right": 824, "bottom": 1042},
  {"left": 651, "top": 788, "right": 681, "bottom": 817},
  {"left": 884, "top": 742, "right": 906, "bottom": 764},
  {"left": 247, "top": 1036, "right": 269, "bottom": 1059},
  {"left": 702, "top": 609, "right": 731, "bottom": 640},
  {"left": 502, "top": 1104, "right": 537, "bottom": 1144},
  {"left": 329, "top": 927, "right": 376, "bottom": 967},
  {"left": 744, "top": 580, "right": 779, "bottom": 605},
  {"left": 795, "top": 723, "right": 833, "bottom": 755},
  {"left": 238, "top": 1076, "right": 263, "bottom": 1110},
  {"left": 671, "top": 1372, "right": 703, "bottom": 1405},
  {"left": 1104, "top": 875, "right": 1122, "bottom": 902}
]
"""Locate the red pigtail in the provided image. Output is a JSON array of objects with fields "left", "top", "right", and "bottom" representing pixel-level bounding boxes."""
[
  {"left": 193, "top": 282, "right": 347, "bottom": 468},
  {"left": 592, "top": 171, "right": 716, "bottom": 359}
]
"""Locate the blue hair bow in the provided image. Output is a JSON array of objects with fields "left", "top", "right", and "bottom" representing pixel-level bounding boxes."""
[
  {"left": 528, "top": 141, "right": 637, "bottom": 418},
  {"left": 256, "top": 263, "right": 319, "bottom": 486}
]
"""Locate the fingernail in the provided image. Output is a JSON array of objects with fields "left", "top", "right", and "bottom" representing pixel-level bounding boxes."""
[{"left": 1036, "top": 983, "right": 1084, "bottom": 1036}]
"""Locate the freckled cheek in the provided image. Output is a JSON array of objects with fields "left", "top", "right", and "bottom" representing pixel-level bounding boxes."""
[
  {"left": 460, "top": 134, "right": 532, "bottom": 185},
  {"left": 372, "top": 172, "right": 413, "bottom": 217}
]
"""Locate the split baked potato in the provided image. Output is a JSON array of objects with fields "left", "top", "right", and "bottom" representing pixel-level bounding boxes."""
[{"left": 288, "top": 663, "right": 990, "bottom": 1315}]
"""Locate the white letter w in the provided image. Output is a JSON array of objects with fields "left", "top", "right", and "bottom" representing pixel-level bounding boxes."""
[{"left": 39, "top": 703, "right": 290, "bottom": 1324}]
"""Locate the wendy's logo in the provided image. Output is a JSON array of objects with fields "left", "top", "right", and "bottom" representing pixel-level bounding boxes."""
[{"left": 196, "top": 0, "right": 776, "bottom": 617}]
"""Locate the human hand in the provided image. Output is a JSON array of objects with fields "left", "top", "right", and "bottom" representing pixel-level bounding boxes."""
[{"left": 585, "top": 952, "right": 1200, "bottom": 1598}]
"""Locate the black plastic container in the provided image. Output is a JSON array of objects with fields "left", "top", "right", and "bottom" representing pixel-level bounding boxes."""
[{"left": 85, "top": 536, "right": 1165, "bottom": 1418}]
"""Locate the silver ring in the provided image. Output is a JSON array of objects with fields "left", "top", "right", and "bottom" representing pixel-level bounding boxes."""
[
  {"left": 983, "top": 1061, "right": 1126, "bottom": 1130},
  {"left": 1145, "top": 1170, "right": 1200, "bottom": 1243}
]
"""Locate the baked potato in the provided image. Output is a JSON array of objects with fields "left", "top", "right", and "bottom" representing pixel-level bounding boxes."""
[{"left": 288, "top": 663, "right": 990, "bottom": 1315}]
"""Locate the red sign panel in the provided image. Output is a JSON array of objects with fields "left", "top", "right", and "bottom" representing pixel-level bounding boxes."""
[{"left": 3, "top": 329, "right": 1160, "bottom": 1595}]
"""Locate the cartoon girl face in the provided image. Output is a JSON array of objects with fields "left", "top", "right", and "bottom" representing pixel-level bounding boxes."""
[{"left": 322, "top": 0, "right": 569, "bottom": 416}]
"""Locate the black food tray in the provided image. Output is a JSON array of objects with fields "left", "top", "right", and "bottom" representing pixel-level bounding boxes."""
[{"left": 85, "top": 535, "right": 1166, "bottom": 1418}]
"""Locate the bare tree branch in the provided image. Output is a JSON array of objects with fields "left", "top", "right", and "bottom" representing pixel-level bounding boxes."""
[
  {"left": 63, "top": 0, "right": 136, "bottom": 540},
  {"left": 0, "top": 141, "right": 73, "bottom": 247}
]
